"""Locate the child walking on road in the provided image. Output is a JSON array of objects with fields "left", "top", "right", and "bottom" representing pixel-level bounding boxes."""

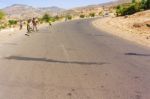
[
  {"left": 25, "top": 19, "right": 32, "bottom": 36},
  {"left": 32, "top": 18, "right": 38, "bottom": 32},
  {"left": 19, "top": 20, "right": 23, "bottom": 30}
]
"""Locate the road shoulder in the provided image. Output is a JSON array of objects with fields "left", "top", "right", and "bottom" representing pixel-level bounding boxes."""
[{"left": 92, "top": 12, "right": 150, "bottom": 48}]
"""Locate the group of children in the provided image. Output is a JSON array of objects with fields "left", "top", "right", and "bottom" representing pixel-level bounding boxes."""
[
  {"left": 26, "top": 18, "right": 38, "bottom": 35},
  {"left": 19, "top": 18, "right": 53, "bottom": 36},
  {"left": 19, "top": 18, "right": 39, "bottom": 36}
]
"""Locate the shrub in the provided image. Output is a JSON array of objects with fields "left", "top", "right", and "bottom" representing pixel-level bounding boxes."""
[
  {"left": 116, "top": 5, "right": 126, "bottom": 16},
  {"left": 99, "top": 12, "right": 103, "bottom": 16},
  {"left": 0, "top": 25, "right": 6, "bottom": 30},
  {"left": 124, "top": 4, "right": 137, "bottom": 15},
  {"left": 42, "top": 13, "right": 51, "bottom": 22},
  {"left": 80, "top": 15, "right": 85, "bottom": 18},
  {"left": 116, "top": 4, "right": 139, "bottom": 16},
  {"left": 132, "top": 0, "right": 136, "bottom": 3},
  {"left": 116, "top": 0, "right": 150, "bottom": 16},
  {"left": 42, "top": 13, "right": 56, "bottom": 23},
  {"left": 8, "top": 20, "right": 17, "bottom": 26},
  {"left": 42, "top": 14, "right": 49, "bottom": 22},
  {"left": 141, "top": 0, "right": 146, "bottom": 9},
  {"left": 145, "top": 0, "right": 150, "bottom": 9},
  {"left": 66, "top": 15, "right": 72, "bottom": 20},
  {"left": 89, "top": 13, "right": 95, "bottom": 17}
]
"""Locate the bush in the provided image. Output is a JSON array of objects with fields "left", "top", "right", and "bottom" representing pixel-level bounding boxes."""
[
  {"left": 145, "top": 0, "right": 150, "bottom": 9},
  {"left": 42, "top": 13, "right": 51, "bottom": 22},
  {"left": 0, "top": 25, "right": 6, "bottom": 30},
  {"left": 138, "top": 0, "right": 150, "bottom": 9},
  {"left": 89, "top": 13, "right": 95, "bottom": 17},
  {"left": 124, "top": 4, "right": 137, "bottom": 15},
  {"left": 8, "top": 20, "right": 17, "bottom": 26},
  {"left": 42, "top": 13, "right": 56, "bottom": 23},
  {"left": 80, "top": 15, "right": 85, "bottom": 18},
  {"left": 66, "top": 15, "right": 72, "bottom": 20},
  {"left": 116, "top": 5, "right": 126, "bottom": 16},
  {"left": 132, "top": 0, "right": 136, "bottom": 3},
  {"left": 116, "top": 4, "right": 139, "bottom": 16},
  {"left": 116, "top": 0, "right": 150, "bottom": 16},
  {"left": 141, "top": 0, "right": 147, "bottom": 9}
]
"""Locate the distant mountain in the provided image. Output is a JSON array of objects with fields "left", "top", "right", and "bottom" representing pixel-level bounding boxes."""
[
  {"left": 66, "top": 0, "right": 132, "bottom": 16},
  {"left": 99, "top": 0, "right": 132, "bottom": 6},
  {"left": 2, "top": 4, "right": 65, "bottom": 19},
  {"left": 39, "top": 6, "right": 65, "bottom": 13},
  {"left": 1, "top": 0, "right": 132, "bottom": 19}
]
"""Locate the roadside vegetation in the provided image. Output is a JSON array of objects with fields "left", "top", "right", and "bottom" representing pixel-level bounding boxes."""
[
  {"left": 8, "top": 20, "right": 17, "bottom": 27},
  {"left": 89, "top": 13, "right": 95, "bottom": 17},
  {"left": 80, "top": 15, "right": 85, "bottom": 18},
  {"left": 42, "top": 13, "right": 56, "bottom": 23},
  {"left": 0, "top": 11, "right": 5, "bottom": 20},
  {"left": 116, "top": 0, "right": 150, "bottom": 16},
  {"left": 0, "top": 11, "right": 6, "bottom": 30},
  {"left": 66, "top": 15, "right": 72, "bottom": 20}
]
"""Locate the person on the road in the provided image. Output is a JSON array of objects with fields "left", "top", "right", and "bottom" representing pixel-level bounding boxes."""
[
  {"left": 19, "top": 20, "right": 23, "bottom": 30},
  {"left": 32, "top": 18, "right": 38, "bottom": 32},
  {"left": 26, "top": 19, "right": 32, "bottom": 35}
]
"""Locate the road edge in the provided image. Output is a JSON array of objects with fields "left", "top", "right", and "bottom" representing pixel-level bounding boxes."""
[{"left": 92, "top": 17, "right": 150, "bottom": 48}]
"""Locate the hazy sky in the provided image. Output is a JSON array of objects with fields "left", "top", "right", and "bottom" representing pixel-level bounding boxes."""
[{"left": 0, "top": 0, "right": 116, "bottom": 9}]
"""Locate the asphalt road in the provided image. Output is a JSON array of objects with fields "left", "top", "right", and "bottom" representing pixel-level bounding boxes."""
[{"left": 0, "top": 18, "right": 150, "bottom": 99}]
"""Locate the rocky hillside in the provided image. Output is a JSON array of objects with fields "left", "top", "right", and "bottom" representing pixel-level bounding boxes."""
[
  {"left": 2, "top": 4, "right": 65, "bottom": 19},
  {"left": 65, "top": 0, "right": 132, "bottom": 16},
  {"left": 1, "top": 0, "right": 132, "bottom": 19}
]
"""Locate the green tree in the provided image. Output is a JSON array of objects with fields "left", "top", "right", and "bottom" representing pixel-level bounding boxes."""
[
  {"left": 132, "top": 0, "right": 136, "bottom": 3},
  {"left": 141, "top": 0, "right": 146, "bottom": 9},
  {"left": 125, "top": 4, "right": 137, "bottom": 15},
  {"left": 145, "top": 0, "right": 150, "bottom": 9},
  {"left": 116, "top": 5, "right": 125, "bottom": 16}
]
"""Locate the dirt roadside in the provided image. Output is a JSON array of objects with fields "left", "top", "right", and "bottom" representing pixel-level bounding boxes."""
[{"left": 92, "top": 10, "right": 150, "bottom": 48}]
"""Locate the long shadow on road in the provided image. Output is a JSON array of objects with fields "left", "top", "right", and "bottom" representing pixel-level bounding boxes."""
[
  {"left": 5, "top": 56, "right": 108, "bottom": 65},
  {"left": 125, "top": 53, "right": 150, "bottom": 57}
]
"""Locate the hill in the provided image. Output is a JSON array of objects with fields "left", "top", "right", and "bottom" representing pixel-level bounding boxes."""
[
  {"left": 2, "top": 4, "right": 65, "bottom": 19},
  {"left": 62, "top": 0, "right": 132, "bottom": 16},
  {"left": 1, "top": 0, "right": 132, "bottom": 19}
]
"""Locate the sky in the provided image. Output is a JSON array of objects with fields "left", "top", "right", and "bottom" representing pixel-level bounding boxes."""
[{"left": 0, "top": 0, "right": 116, "bottom": 9}]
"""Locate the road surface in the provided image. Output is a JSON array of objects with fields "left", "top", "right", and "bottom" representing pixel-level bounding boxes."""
[{"left": 0, "top": 19, "right": 150, "bottom": 99}]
